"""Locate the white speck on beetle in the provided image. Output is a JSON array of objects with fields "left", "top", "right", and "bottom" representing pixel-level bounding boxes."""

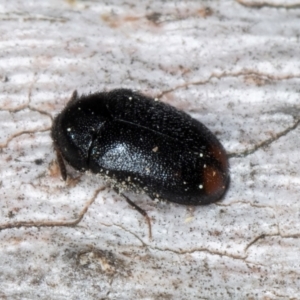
[
  {"left": 67, "top": 128, "right": 71, "bottom": 132},
  {"left": 204, "top": 164, "right": 207, "bottom": 168},
  {"left": 199, "top": 153, "right": 203, "bottom": 157},
  {"left": 129, "top": 96, "right": 132, "bottom": 100},
  {"left": 154, "top": 98, "right": 159, "bottom": 101},
  {"left": 152, "top": 146, "right": 158, "bottom": 152},
  {"left": 199, "top": 184, "right": 203, "bottom": 189}
]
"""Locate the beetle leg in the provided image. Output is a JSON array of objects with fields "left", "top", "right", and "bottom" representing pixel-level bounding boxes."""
[
  {"left": 119, "top": 192, "right": 152, "bottom": 240},
  {"left": 55, "top": 149, "right": 67, "bottom": 181}
]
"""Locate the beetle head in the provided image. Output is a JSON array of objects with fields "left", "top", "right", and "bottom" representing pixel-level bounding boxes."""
[{"left": 51, "top": 91, "right": 109, "bottom": 172}]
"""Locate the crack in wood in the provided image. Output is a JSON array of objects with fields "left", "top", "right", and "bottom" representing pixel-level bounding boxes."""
[
  {"left": 0, "top": 187, "right": 105, "bottom": 232},
  {"left": 236, "top": 0, "right": 300, "bottom": 9},
  {"left": 229, "top": 116, "right": 300, "bottom": 158}
]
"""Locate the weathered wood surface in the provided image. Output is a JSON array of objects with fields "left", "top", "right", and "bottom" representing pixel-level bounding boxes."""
[{"left": 0, "top": 0, "right": 299, "bottom": 299}]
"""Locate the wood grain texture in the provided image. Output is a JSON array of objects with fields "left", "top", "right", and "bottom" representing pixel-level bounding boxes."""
[{"left": 0, "top": 0, "right": 299, "bottom": 299}]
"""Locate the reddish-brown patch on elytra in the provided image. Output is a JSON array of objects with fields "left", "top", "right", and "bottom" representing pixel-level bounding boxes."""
[
  {"left": 208, "top": 144, "right": 228, "bottom": 172},
  {"left": 203, "top": 165, "right": 225, "bottom": 196}
]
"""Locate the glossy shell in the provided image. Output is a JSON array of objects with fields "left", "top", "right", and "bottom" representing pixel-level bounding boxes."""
[{"left": 51, "top": 89, "right": 229, "bottom": 205}]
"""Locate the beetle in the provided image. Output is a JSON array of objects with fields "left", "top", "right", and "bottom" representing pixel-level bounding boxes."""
[{"left": 51, "top": 89, "right": 229, "bottom": 236}]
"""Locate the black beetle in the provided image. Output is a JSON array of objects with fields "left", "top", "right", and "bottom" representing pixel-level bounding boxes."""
[{"left": 51, "top": 89, "right": 229, "bottom": 205}]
